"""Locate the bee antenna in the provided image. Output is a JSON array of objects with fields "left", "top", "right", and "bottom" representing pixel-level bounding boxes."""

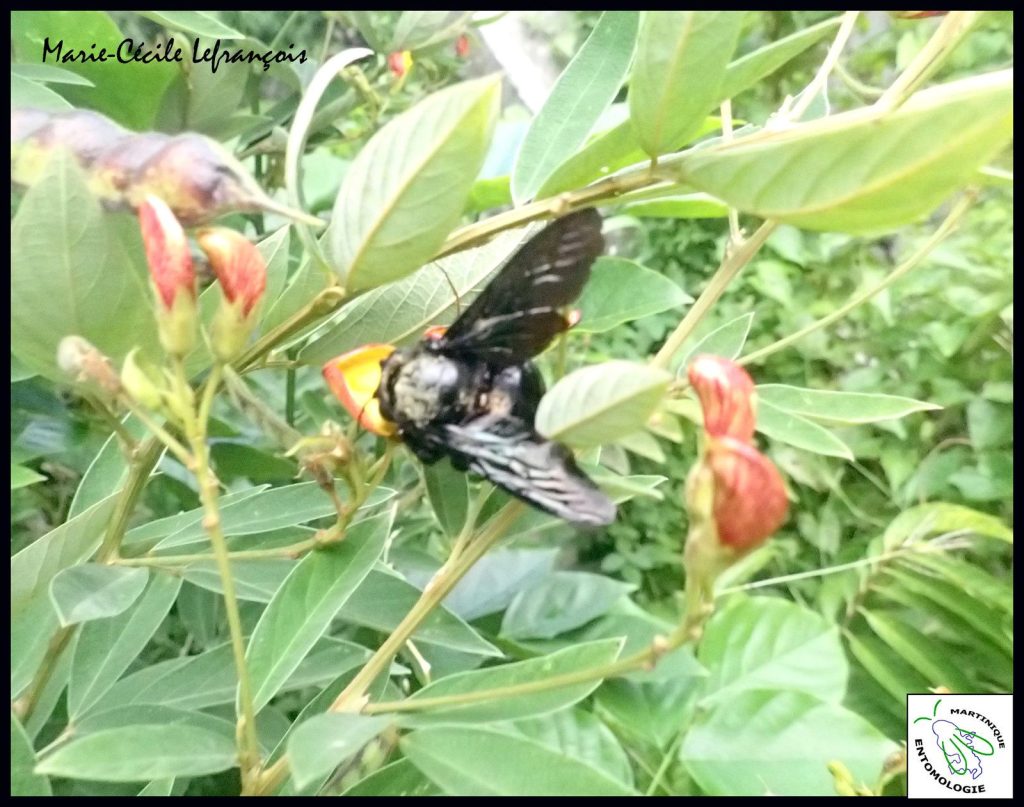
[{"left": 436, "top": 264, "right": 461, "bottom": 318}]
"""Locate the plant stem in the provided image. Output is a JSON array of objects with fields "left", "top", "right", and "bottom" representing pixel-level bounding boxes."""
[
  {"left": 651, "top": 220, "right": 778, "bottom": 370},
  {"left": 97, "top": 437, "right": 164, "bottom": 563},
  {"left": 179, "top": 361, "right": 261, "bottom": 783},
  {"left": 236, "top": 285, "right": 347, "bottom": 372},
  {"left": 285, "top": 48, "right": 373, "bottom": 277},
  {"left": 119, "top": 401, "right": 192, "bottom": 468},
  {"left": 739, "top": 193, "right": 973, "bottom": 368},
  {"left": 782, "top": 11, "right": 859, "bottom": 122},
  {"left": 363, "top": 576, "right": 714, "bottom": 717},
  {"left": 719, "top": 100, "right": 741, "bottom": 245},
  {"left": 876, "top": 12, "right": 982, "bottom": 111},
  {"left": 251, "top": 502, "right": 525, "bottom": 795},
  {"left": 12, "top": 626, "right": 75, "bottom": 722},
  {"left": 18, "top": 436, "right": 164, "bottom": 719},
  {"left": 436, "top": 169, "right": 654, "bottom": 258},
  {"left": 110, "top": 539, "right": 319, "bottom": 568}
]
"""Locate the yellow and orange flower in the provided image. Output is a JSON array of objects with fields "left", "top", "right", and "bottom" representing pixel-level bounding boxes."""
[{"left": 322, "top": 344, "right": 398, "bottom": 437}]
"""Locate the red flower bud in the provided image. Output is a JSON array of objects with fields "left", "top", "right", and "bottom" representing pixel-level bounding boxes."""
[
  {"left": 706, "top": 436, "right": 788, "bottom": 552},
  {"left": 687, "top": 355, "right": 756, "bottom": 443},
  {"left": 388, "top": 50, "right": 413, "bottom": 78},
  {"left": 455, "top": 34, "right": 470, "bottom": 58},
  {"left": 139, "top": 195, "right": 197, "bottom": 356},
  {"left": 139, "top": 195, "right": 195, "bottom": 311},
  {"left": 196, "top": 228, "right": 267, "bottom": 317}
]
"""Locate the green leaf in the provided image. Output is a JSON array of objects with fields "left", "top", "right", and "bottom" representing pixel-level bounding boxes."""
[
  {"left": 536, "top": 361, "right": 671, "bottom": 448},
  {"left": 137, "top": 779, "right": 176, "bottom": 796},
  {"left": 340, "top": 570, "right": 502, "bottom": 657},
  {"left": 93, "top": 638, "right": 372, "bottom": 713},
  {"left": 424, "top": 459, "right": 469, "bottom": 538},
  {"left": 671, "top": 70, "right": 1013, "bottom": 233},
  {"left": 122, "top": 486, "right": 268, "bottom": 550},
  {"left": 676, "top": 312, "right": 754, "bottom": 371},
  {"left": 11, "top": 494, "right": 118, "bottom": 617},
  {"left": 71, "top": 703, "right": 234, "bottom": 740},
  {"left": 11, "top": 594, "right": 61, "bottom": 699},
  {"left": 255, "top": 227, "right": 293, "bottom": 330},
  {"left": 844, "top": 629, "right": 929, "bottom": 703},
  {"left": 11, "top": 151, "right": 159, "bottom": 379},
  {"left": 858, "top": 609, "right": 975, "bottom": 692},
  {"left": 183, "top": 559, "right": 294, "bottom": 603},
  {"left": 11, "top": 464, "right": 45, "bottom": 490},
  {"left": 246, "top": 511, "right": 392, "bottom": 711},
  {"left": 399, "top": 547, "right": 559, "bottom": 621},
  {"left": 621, "top": 193, "right": 729, "bottom": 219},
  {"left": 342, "top": 758, "right": 442, "bottom": 796},
  {"left": 699, "top": 596, "right": 848, "bottom": 704},
  {"left": 11, "top": 12, "right": 177, "bottom": 129},
  {"left": 511, "top": 12, "right": 638, "bottom": 203},
  {"left": 882, "top": 502, "right": 1012, "bottom": 548},
  {"left": 536, "top": 119, "right": 644, "bottom": 199},
  {"left": 68, "top": 574, "right": 182, "bottom": 718},
  {"left": 966, "top": 398, "right": 1012, "bottom": 450},
  {"left": 389, "top": 11, "right": 473, "bottom": 51},
  {"left": 36, "top": 724, "right": 237, "bottom": 781},
  {"left": 10, "top": 74, "right": 71, "bottom": 110},
  {"left": 287, "top": 713, "right": 393, "bottom": 790},
  {"left": 11, "top": 713, "right": 51, "bottom": 796},
  {"left": 67, "top": 415, "right": 148, "bottom": 519},
  {"left": 537, "top": 113, "right": 726, "bottom": 200},
  {"left": 10, "top": 62, "right": 96, "bottom": 86},
  {"left": 398, "top": 638, "right": 623, "bottom": 727},
  {"left": 507, "top": 709, "right": 634, "bottom": 789},
  {"left": 402, "top": 725, "right": 638, "bottom": 795},
  {"left": 574, "top": 258, "right": 692, "bottom": 333},
  {"left": 717, "top": 16, "right": 842, "bottom": 101},
  {"left": 149, "top": 483, "right": 394, "bottom": 552},
  {"left": 301, "top": 228, "right": 524, "bottom": 365},
  {"left": 682, "top": 690, "right": 896, "bottom": 795},
  {"left": 756, "top": 400, "right": 854, "bottom": 460},
  {"left": 500, "top": 572, "right": 634, "bottom": 640},
  {"left": 331, "top": 76, "right": 500, "bottom": 291},
  {"left": 137, "top": 11, "right": 244, "bottom": 38},
  {"left": 757, "top": 384, "right": 940, "bottom": 425},
  {"left": 629, "top": 12, "right": 744, "bottom": 156},
  {"left": 50, "top": 564, "right": 149, "bottom": 626},
  {"left": 596, "top": 675, "right": 700, "bottom": 749}
]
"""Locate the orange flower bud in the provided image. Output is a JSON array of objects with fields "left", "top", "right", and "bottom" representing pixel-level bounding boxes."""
[
  {"left": 388, "top": 50, "right": 413, "bottom": 78},
  {"left": 455, "top": 34, "right": 470, "bottom": 58},
  {"left": 139, "top": 195, "right": 198, "bottom": 357},
  {"left": 197, "top": 228, "right": 267, "bottom": 361},
  {"left": 422, "top": 325, "right": 448, "bottom": 341},
  {"left": 323, "top": 345, "right": 398, "bottom": 437},
  {"left": 705, "top": 436, "right": 788, "bottom": 552},
  {"left": 139, "top": 195, "right": 196, "bottom": 310},
  {"left": 687, "top": 354, "right": 756, "bottom": 443},
  {"left": 196, "top": 228, "right": 267, "bottom": 317}
]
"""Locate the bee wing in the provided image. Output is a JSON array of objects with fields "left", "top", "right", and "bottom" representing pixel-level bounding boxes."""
[
  {"left": 441, "top": 414, "right": 616, "bottom": 528},
  {"left": 437, "top": 209, "right": 604, "bottom": 366}
]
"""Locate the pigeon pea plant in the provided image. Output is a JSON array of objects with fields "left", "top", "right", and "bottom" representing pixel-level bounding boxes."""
[{"left": 10, "top": 10, "right": 1013, "bottom": 797}]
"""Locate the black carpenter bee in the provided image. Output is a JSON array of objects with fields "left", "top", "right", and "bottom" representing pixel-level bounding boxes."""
[{"left": 323, "top": 210, "right": 616, "bottom": 528}]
